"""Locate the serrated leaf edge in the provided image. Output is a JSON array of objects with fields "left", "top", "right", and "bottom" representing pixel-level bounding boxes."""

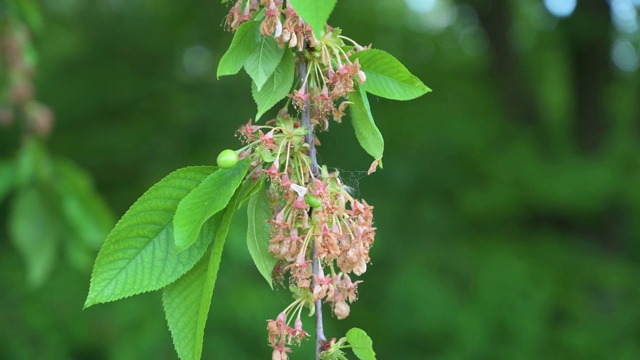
[{"left": 84, "top": 166, "right": 215, "bottom": 309}]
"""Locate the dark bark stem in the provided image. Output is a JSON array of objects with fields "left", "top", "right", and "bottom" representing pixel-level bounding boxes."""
[
  {"left": 300, "top": 67, "right": 320, "bottom": 177},
  {"left": 312, "top": 248, "right": 327, "bottom": 358},
  {"left": 298, "top": 51, "right": 325, "bottom": 359}
]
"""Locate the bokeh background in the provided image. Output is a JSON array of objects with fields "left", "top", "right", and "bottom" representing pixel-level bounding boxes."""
[{"left": 2, "top": 0, "right": 640, "bottom": 359}]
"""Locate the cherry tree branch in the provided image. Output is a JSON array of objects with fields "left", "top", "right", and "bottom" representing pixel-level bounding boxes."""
[
  {"left": 300, "top": 72, "right": 319, "bottom": 177},
  {"left": 298, "top": 52, "right": 326, "bottom": 359}
]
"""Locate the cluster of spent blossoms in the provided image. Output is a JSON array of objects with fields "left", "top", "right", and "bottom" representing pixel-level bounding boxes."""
[
  {"left": 235, "top": 112, "right": 376, "bottom": 358},
  {"left": 225, "top": 0, "right": 369, "bottom": 131},
  {"left": 0, "top": 22, "right": 54, "bottom": 135},
  {"left": 226, "top": 0, "right": 312, "bottom": 51},
  {"left": 224, "top": 1, "right": 378, "bottom": 358}
]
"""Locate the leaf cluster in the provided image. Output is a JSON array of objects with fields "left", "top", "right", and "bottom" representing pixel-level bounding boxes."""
[
  {"left": 320, "top": 328, "right": 376, "bottom": 360},
  {"left": 216, "top": 5, "right": 430, "bottom": 167},
  {"left": 1, "top": 138, "right": 115, "bottom": 288},
  {"left": 85, "top": 160, "right": 277, "bottom": 360},
  {"left": 85, "top": 1, "right": 431, "bottom": 359}
]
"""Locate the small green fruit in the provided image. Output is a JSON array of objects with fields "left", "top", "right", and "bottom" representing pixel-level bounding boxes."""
[
  {"left": 217, "top": 149, "right": 239, "bottom": 169},
  {"left": 305, "top": 194, "right": 322, "bottom": 209}
]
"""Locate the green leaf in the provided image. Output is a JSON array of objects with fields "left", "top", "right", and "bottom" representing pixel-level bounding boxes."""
[
  {"left": 244, "top": 36, "right": 285, "bottom": 91},
  {"left": 162, "top": 249, "right": 213, "bottom": 360},
  {"left": 16, "top": 137, "right": 51, "bottom": 186},
  {"left": 84, "top": 167, "right": 217, "bottom": 308},
  {"left": 320, "top": 348, "right": 348, "bottom": 360},
  {"left": 23, "top": 36, "right": 39, "bottom": 69},
  {"left": 173, "top": 158, "right": 250, "bottom": 252},
  {"left": 0, "top": 159, "right": 17, "bottom": 204},
  {"left": 256, "top": 147, "right": 277, "bottom": 162},
  {"left": 349, "top": 85, "right": 384, "bottom": 161},
  {"left": 251, "top": 7, "right": 265, "bottom": 21},
  {"left": 288, "top": 0, "right": 337, "bottom": 40},
  {"left": 251, "top": 49, "right": 295, "bottom": 120},
  {"left": 351, "top": 49, "right": 431, "bottom": 101},
  {"left": 217, "top": 21, "right": 262, "bottom": 78},
  {"left": 236, "top": 175, "right": 265, "bottom": 209},
  {"left": 9, "top": 187, "right": 60, "bottom": 288},
  {"left": 163, "top": 195, "right": 239, "bottom": 360},
  {"left": 247, "top": 183, "right": 277, "bottom": 288},
  {"left": 14, "top": 0, "right": 44, "bottom": 33},
  {"left": 53, "top": 158, "right": 115, "bottom": 249},
  {"left": 346, "top": 328, "right": 376, "bottom": 360}
]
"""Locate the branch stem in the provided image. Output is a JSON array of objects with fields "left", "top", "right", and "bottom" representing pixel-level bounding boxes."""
[{"left": 298, "top": 50, "right": 325, "bottom": 359}]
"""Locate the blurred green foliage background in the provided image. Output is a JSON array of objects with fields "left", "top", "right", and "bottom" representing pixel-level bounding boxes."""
[{"left": 2, "top": 0, "right": 640, "bottom": 359}]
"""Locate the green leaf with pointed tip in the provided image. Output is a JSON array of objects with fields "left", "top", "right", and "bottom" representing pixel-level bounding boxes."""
[
  {"left": 84, "top": 166, "right": 217, "bottom": 308},
  {"left": 16, "top": 137, "right": 51, "bottom": 186},
  {"left": 9, "top": 187, "right": 60, "bottom": 288},
  {"left": 247, "top": 183, "right": 277, "bottom": 288},
  {"left": 53, "top": 157, "right": 115, "bottom": 249},
  {"left": 251, "top": 7, "right": 265, "bottom": 21},
  {"left": 162, "top": 249, "right": 213, "bottom": 360},
  {"left": 236, "top": 175, "right": 265, "bottom": 210},
  {"left": 256, "top": 147, "right": 277, "bottom": 162},
  {"left": 288, "top": 0, "right": 337, "bottom": 40},
  {"left": 163, "top": 194, "right": 239, "bottom": 360},
  {"left": 217, "top": 21, "right": 262, "bottom": 78},
  {"left": 0, "top": 159, "right": 17, "bottom": 204},
  {"left": 244, "top": 36, "right": 285, "bottom": 91},
  {"left": 174, "top": 159, "right": 249, "bottom": 252},
  {"left": 346, "top": 328, "right": 376, "bottom": 360},
  {"left": 351, "top": 49, "right": 431, "bottom": 101},
  {"left": 251, "top": 49, "right": 295, "bottom": 120},
  {"left": 349, "top": 85, "right": 384, "bottom": 161}
]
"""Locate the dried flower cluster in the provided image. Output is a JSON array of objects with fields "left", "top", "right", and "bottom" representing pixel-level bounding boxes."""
[
  {"left": 0, "top": 22, "right": 53, "bottom": 135},
  {"left": 225, "top": 1, "right": 378, "bottom": 358},
  {"left": 238, "top": 112, "right": 376, "bottom": 359},
  {"left": 226, "top": 0, "right": 369, "bottom": 131}
]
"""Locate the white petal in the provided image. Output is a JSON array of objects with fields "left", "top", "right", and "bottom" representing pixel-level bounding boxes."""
[{"left": 290, "top": 183, "right": 307, "bottom": 197}]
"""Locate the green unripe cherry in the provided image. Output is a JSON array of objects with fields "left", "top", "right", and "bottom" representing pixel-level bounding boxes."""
[
  {"left": 305, "top": 194, "right": 322, "bottom": 209},
  {"left": 217, "top": 149, "right": 239, "bottom": 169}
]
